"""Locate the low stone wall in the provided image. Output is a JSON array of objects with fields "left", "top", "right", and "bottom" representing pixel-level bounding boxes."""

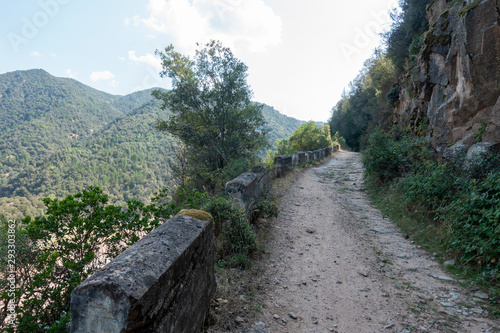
[
  {"left": 225, "top": 163, "right": 271, "bottom": 216},
  {"left": 70, "top": 213, "right": 216, "bottom": 333},
  {"left": 225, "top": 146, "right": 339, "bottom": 217}
]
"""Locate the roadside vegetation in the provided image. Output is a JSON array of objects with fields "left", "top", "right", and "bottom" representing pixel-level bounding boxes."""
[
  {"left": 0, "top": 41, "right": 280, "bottom": 332},
  {"left": 328, "top": 0, "right": 499, "bottom": 314}
]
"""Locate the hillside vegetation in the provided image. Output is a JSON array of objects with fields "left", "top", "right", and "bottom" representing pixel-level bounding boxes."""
[
  {"left": 329, "top": 0, "right": 500, "bottom": 299},
  {"left": 0, "top": 69, "right": 304, "bottom": 220}
]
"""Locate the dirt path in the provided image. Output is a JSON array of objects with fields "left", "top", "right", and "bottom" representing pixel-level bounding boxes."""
[{"left": 241, "top": 151, "right": 498, "bottom": 333}]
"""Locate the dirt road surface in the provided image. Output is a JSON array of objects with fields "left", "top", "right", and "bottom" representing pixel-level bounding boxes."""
[{"left": 236, "top": 151, "right": 498, "bottom": 333}]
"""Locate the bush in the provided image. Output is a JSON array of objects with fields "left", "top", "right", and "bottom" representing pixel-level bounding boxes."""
[
  {"left": 362, "top": 128, "right": 431, "bottom": 183},
  {"left": 0, "top": 187, "right": 161, "bottom": 332},
  {"left": 203, "top": 197, "right": 257, "bottom": 266},
  {"left": 363, "top": 130, "right": 500, "bottom": 286}
]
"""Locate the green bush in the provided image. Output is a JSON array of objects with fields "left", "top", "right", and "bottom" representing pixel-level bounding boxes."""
[
  {"left": 203, "top": 197, "right": 257, "bottom": 266},
  {"left": 0, "top": 186, "right": 161, "bottom": 332},
  {"left": 361, "top": 128, "right": 430, "bottom": 183},
  {"left": 363, "top": 129, "right": 500, "bottom": 286}
]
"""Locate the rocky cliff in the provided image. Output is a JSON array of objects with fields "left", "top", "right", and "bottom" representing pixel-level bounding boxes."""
[{"left": 395, "top": 0, "right": 500, "bottom": 160}]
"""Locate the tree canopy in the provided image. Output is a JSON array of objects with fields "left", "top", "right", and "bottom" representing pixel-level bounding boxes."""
[{"left": 153, "top": 41, "right": 268, "bottom": 189}]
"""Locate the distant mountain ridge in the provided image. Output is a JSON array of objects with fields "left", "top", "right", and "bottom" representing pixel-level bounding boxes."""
[{"left": 0, "top": 69, "right": 305, "bottom": 220}]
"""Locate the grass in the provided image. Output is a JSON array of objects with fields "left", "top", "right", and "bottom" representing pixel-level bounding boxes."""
[{"left": 365, "top": 177, "right": 500, "bottom": 318}]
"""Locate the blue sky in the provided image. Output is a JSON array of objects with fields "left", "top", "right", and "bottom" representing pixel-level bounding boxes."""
[{"left": 1, "top": 0, "right": 398, "bottom": 121}]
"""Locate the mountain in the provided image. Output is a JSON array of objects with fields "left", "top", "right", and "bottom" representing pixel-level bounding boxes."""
[{"left": 0, "top": 69, "right": 304, "bottom": 220}]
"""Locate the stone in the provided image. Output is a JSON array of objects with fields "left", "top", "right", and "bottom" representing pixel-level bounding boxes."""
[
  {"left": 288, "top": 312, "right": 298, "bottom": 319},
  {"left": 443, "top": 259, "right": 455, "bottom": 266},
  {"left": 394, "top": 0, "right": 500, "bottom": 159},
  {"left": 244, "top": 321, "right": 269, "bottom": 333},
  {"left": 70, "top": 215, "right": 216, "bottom": 333},
  {"left": 473, "top": 291, "right": 489, "bottom": 300}
]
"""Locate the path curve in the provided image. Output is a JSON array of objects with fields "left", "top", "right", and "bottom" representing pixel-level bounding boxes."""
[{"left": 245, "top": 151, "right": 498, "bottom": 333}]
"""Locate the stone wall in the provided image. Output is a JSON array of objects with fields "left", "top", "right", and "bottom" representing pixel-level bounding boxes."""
[
  {"left": 225, "top": 146, "right": 339, "bottom": 218},
  {"left": 225, "top": 163, "right": 272, "bottom": 218},
  {"left": 70, "top": 213, "right": 216, "bottom": 333}
]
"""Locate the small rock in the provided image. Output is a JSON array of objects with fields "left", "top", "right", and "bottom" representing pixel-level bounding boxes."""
[
  {"left": 473, "top": 291, "right": 489, "bottom": 300},
  {"left": 311, "top": 316, "right": 319, "bottom": 324},
  {"left": 431, "top": 274, "right": 454, "bottom": 281},
  {"left": 440, "top": 302, "right": 454, "bottom": 307},
  {"left": 358, "top": 271, "right": 369, "bottom": 277},
  {"left": 281, "top": 318, "right": 287, "bottom": 324},
  {"left": 470, "top": 307, "right": 484, "bottom": 315},
  {"left": 306, "top": 228, "right": 315, "bottom": 234},
  {"left": 384, "top": 322, "right": 395, "bottom": 329},
  {"left": 288, "top": 312, "right": 298, "bottom": 320},
  {"left": 443, "top": 259, "right": 455, "bottom": 266},
  {"left": 235, "top": 316, "right": 245, "bottom": 324},
  {"left": 273, "top": 314, "right": 280, "bottom": 320}
]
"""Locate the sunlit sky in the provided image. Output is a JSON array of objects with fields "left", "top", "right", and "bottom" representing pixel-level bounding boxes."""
[{"left": 1, "top": 0, "right": 398, "bottom": 122}]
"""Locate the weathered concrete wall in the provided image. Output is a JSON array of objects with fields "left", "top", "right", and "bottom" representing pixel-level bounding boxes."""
[
  {"left": 70, "top": 213, "right": 216, "bottom": 333},
  {"left": 274, "top": 154, "right": 293, "bottom": 178},
  {"left": 225, "top": 147, "right": 339, "bottom": 218},
  {"left": 225, "top": 163, "right": 271, "bottom": 218}
]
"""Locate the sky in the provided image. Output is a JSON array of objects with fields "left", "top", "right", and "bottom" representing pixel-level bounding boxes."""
[{"left": 0, "top": 0, "right": 399, "bottom": 122}]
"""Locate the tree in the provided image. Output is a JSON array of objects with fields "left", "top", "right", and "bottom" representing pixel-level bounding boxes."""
[
  {"left": 1, "top": 187, "right": 162, "bottom": 332},
  {"left": 153, "top": 41, "right": 268, "bottom": 189},
  {"left": 289, "top": 121, "right": 332, "bottom": 152}
]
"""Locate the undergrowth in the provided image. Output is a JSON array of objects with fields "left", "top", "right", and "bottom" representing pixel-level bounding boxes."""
[{"left": 362, "top": 128, "right": 500, "bottom": 314}]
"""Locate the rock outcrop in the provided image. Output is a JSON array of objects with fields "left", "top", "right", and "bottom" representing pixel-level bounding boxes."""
[{"left": 395, "top": 0, "right": 500, "bottom": 160}]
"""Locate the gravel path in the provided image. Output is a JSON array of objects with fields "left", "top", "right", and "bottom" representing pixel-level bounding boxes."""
[{"left": 244, "top": 151, "right": 498, "bottom": 333}]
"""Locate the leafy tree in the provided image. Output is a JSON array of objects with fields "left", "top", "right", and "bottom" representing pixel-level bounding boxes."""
[
  {"left": 289, "top": 121, "right": 332, "bottom": 152},
  {"left": 0, "top": 187, "right": 162, "bottom": 332},
  {"left": 153, "top": 41, "right": 268, "bottom": 189},
  {"left": 329, "top": 51, "right": 396, "bottom": 151},
  {"left": 384, "top": 0, "right": 433, "bottom": 72}
]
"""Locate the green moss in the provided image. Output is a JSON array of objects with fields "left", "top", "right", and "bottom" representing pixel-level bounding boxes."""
[
  {"left": 421, "top": 28, "right": 452, "bottom": 59},
  {"left": 439, "top": 20, "right": 449, "bottom": 31},
  {"left": 458, "top": 1, "right": 480, "bottom": 17},
  {"left": 177, "top": 209, "right": 213, "bottom": 222}
]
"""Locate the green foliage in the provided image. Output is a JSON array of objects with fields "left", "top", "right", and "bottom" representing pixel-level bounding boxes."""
[
  {"left": 251, "top": 198, "right": 279, "bottom": 222},
  {"left": 0, "top": 187, "right": 160, "bottom": 332},
  {"left": 329, "top": 51, "right": 397, "bottom": 151},
  {"left": 202, "top": 197, "right": 257, "bottom": 269},
  {"left": 289, "top": 121, "right": 332, "bottom": 152},
  {"left": 361, "top": 128, "right": 431, "bottom": 183},
  {"left": 363, "top": 130, "right": 500, "bottom": 287},
  {"left": 384, "top": 0, "right": 434, "bottom": 72},
  {"left": 0, "top": 69, "right": 297, "bottom": 220},
  {"left": 153, "top": 40, "right": 269, "bottom": 190}
]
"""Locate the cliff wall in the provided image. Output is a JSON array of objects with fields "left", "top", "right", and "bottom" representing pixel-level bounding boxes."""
[{"left": 395, "top": 0, "right": 500, "bottom": 159}]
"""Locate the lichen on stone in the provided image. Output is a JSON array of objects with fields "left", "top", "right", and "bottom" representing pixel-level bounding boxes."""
[
  {"left": 458, "top": 1, "right": 480, "bottom": 17},
  {"left": 177, "top": 209, "right": 213, "bottom": 222}
]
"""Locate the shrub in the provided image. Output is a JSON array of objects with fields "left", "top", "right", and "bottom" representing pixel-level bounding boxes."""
[
  {"left": 362, "top": 128, "right": 430, "bottom": 183},
  {"left": 203, "top": 197, "right": 257, "bottom": 265},
  {"left": 0, "top": 187, "right": 160, "bottom": 332}
]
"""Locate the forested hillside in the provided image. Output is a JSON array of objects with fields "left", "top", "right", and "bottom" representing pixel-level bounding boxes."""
[{"left": 0, "top": 69, "right": 303, "bottom": 220}]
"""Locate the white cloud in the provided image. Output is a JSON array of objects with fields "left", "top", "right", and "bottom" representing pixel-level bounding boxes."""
[
  {"left": 66, "top": 69, "right": 77, "bottom": 79},
  {"left": 128, "top": 50, "right": 163, "bottom": 72},
  {"left": 90, "top": 70, "right": 115, "bottom": 81},
  {"left": 124, "top": 15, "right": 142, "bottom": 27},
  {"left": 140, "top": 0, "right": 282, "bottom": 53},
  {"left": 31, "top": 51, "right": 42, "bottom": 57}
]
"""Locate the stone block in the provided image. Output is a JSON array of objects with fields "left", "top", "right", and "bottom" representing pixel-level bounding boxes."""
[{"left": 70, "top": 215, "right": 216, "bottom": 333}]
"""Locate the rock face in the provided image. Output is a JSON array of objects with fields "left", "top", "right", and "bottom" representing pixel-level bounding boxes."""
[
  {"left": 70, "top": 214, "right": 216, "bottom": 333},
  {"left": 395, "top": 0, "right": 500, "bottom": 159}
]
